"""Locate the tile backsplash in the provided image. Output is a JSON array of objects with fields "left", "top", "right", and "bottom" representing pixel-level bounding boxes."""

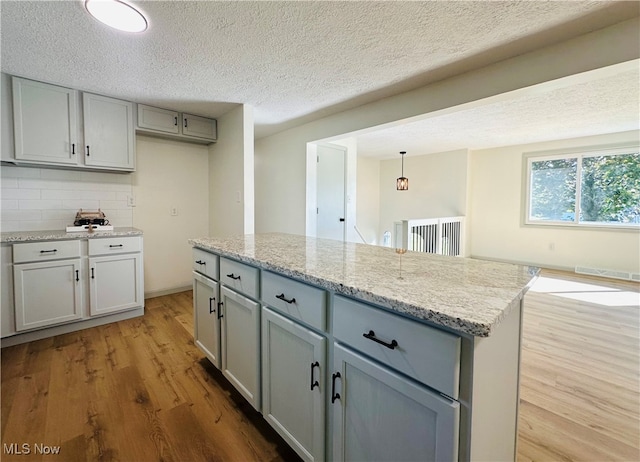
[{"left": 1, "top": 165, "right": 133, "bottom": 232}]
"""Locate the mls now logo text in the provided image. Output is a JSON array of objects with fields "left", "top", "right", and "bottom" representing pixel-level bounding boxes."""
[{"left": 4, "top": 442, "right": 61, "bottom": 455}]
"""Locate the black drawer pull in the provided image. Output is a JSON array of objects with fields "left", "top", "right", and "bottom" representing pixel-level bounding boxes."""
[
  {"left": 217, "top": 301, "right": 224, "bottom": 319},
  {"left": 75, "top": 270, "right": 79, "bottom": 282},
  {"left": 331, "top": 372, "right": 341, "bottom": 403},
  {"left": 363, "top": 330, "right": 399, "bottom": 350},
  {"left": 109, "top": 244, "right": 123, "bottom": 248},
  {"left": 276, "top": 293, "right": 296, "bottom": 304},
  {"left": 310, "top": 361, "right": 320, "bottom": 391},
  {"left": 174, "top": 116, "right": 178, "bottom": 126},
  {"left": 86, "top": 145, "right": 90, "bottom": 156},
  {"left": 195, "top": 260, "right": 206, "bottom": 265},
  {"left": 91, "top": 268, "right": 95, "bottom": 279},
  {"left": 209, "top": 297, "right": 215, "bottom": 314},
  {"left": 72, "top": 143, "right": 76, "bottom": 155},
  {"left": 40, "top": 249, "right": 57, "bottom": 254},
  {"left": 226, "top": 273, "right": 241, "bottom": 280}
]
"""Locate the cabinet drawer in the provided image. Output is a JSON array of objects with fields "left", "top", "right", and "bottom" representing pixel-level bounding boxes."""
[
  {"left": 89, "top": 236, "right": 142, "bottom": 256},
  {"left": 333, "top": 296, "right": 460, "bottom": 399},
  {"left": 220, "top": 257, "right": 259, "bottom": 299},
  {"left": 193, "top": 248, "right": 219, "bottom": 280},
  {"left": 13, "top": 240, "right": 81, "bottom": 263},
  {"left": 262, "top": 271, "right": 327, "bottom": 331}
]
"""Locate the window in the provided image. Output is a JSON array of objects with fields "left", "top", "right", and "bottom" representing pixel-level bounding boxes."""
[{"left": 525, "top": 147, "right": 640, "bottom": 228}]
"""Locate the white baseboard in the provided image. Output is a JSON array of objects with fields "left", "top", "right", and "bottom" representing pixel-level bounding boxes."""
[{"left": 145, "top": 285, "right": 192, "bottom": 300}]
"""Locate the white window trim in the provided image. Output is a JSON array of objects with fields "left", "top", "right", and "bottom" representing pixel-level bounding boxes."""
[{"left": 522, "top": 144, "right": 640, "bottom": 231}]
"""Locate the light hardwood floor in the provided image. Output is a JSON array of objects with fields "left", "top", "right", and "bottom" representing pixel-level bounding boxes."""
[{"left": 1, "top": 269, "right": 638, "bottom": 461}]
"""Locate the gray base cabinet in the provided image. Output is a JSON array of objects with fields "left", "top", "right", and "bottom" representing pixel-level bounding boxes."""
[
  {"left": 331, "top": 343, "right": 460, "bottom": 462},
  {"left": 193, "top": 272, "right": 221, "bottom": 368},
  {"left": 262, "top": 307, "right": 326, "bottom": 462},
  {"left": 220, "top": 285, "right": 261, "bottom": 410}
]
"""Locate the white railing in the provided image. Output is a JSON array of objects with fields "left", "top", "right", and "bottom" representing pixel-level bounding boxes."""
[{"left": 395, "top": 216, "right": 465, "bottom": 256}]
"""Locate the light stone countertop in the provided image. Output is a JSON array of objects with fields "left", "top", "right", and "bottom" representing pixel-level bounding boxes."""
[
  {"left": 1, "top": 227, "right": 143, "bottom": 243},
  {"left": 189, "top": 233, "right": 539, "bottom": 337}
]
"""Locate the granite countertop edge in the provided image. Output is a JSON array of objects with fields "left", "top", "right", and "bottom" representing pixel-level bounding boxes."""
[
  {"left": 189, "top": 236, "right": 539, "bottom": 337},
  {"left": 1, "top": 227, "right": 144, "bottom": 243}
]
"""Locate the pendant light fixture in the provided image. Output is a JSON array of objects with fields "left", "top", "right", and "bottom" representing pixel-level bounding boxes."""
[
  {"left": 396, "top": 151, "right": 409, "bottom": 191},
  {"left": 85, "top": 0, "right": 148, "bottom": 33}
]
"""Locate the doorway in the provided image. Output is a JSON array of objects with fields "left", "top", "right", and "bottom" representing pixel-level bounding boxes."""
[{"left": 316, "top": 144, "right": 346, "bottom": 241}]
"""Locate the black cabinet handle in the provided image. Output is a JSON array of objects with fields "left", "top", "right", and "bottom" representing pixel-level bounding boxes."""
[
  {"left": 109, "top": 244, "right": 123, "bottom": 248},
  {"left": 174, "top": 116, "right": 178, "bottom": 126},
  {"left": 331, "top": 372, "right": 341, "bottom": 403},
  {"left": 39, "top": 249, "right": 57, "bottom": 254},
  {"left": 217, "top": 301, "right": 224, "bottom": 319},
  {"left": 226, "top": 273, "right": 241, "bottom": 280},
  {"left": 195, "top": 260, "right": 206, "bottom": 265},
  {"left": 310, "top": 361, "right": 320, "bottom": 391},
  {"left": 276, "top": 293, "right": 296, "bottom": 304},
  {"left": 75, "top": 270, "right": 79, "bottom": 282},
  {"left": 339, "top": 218, "right": 345, "bottom": 222},
  {"left": 363, "top": 330, "right": 399, "bottom": 350},
  {"left": 209, "top": 297, "right": 215, "bottom": 314},
  {"left": 86, "top": 145, "right": 90, "bottom": 156},
  {"left": 184, "top": 118, "right": 188, "bottom": 128},
  {"left": 91, "top": 268, "right": 95, "bottom": 279},
  {"left": 72, "top": 143, "right": 75, "bottom": 155}
]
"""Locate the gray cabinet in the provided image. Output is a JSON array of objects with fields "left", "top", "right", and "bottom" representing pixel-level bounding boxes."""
[
  {"left": 262, "top": 306, "right": 326, "bottom": 462},
  {"left": 9, "top": 76, "right": 135, "bottom": 171},
  {"left": 137, "top": 104, "right": 217, "bottom": 143},
  {"left": 220, "top": 285, "right": 261, "bottom": 410},
  {"left": 331, "top": 343, "right": 460, "bottom": 462},
  {"left": 12, "top": 77, "right": 78, "bottom": 165},
  {"left": 193, "top": 271, "right": 221, "bottom": 368},
  {"left": 83, "top": 92, "right": 135, "bottom": 170}
]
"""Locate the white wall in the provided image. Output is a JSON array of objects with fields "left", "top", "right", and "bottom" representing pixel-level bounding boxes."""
[
  {"left": 209, "top": 104, "right": 255, "bottom": 237},
  {"left": 356, "top": 156, "right": 380, "bottom": 245},
  {"left": 378, "top": 149, "right": 470, "bottom": 245},
  {"left": 131, "top": 135, "right": 209, "bottom": 296},
  {"left": 254, "top": 19, "right": 639, "bottom": 235},
  {"left": 1, "top": 165, "right": 133, "bottom": 232},
  {"left": 470, "top": 131, "right": 640, "bottom": 273}
]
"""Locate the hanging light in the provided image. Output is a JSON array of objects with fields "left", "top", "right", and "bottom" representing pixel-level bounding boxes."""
[
  {"left": 396, "top": 151, "right": 409, "bottom": 191},
  {"left": 85, "top": 0, "right": 148, "bottom": 33}
]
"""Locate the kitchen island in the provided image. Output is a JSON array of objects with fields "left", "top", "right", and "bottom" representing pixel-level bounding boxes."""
[{"left": 189, "top": 233, "right": 539, "bottom": 462}]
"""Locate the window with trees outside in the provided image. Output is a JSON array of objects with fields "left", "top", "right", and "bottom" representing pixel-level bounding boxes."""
[{"left": 525, "top": 146, "right": 640, "bottom": 228}]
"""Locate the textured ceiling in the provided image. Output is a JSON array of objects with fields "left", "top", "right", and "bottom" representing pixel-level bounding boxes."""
[
  {"left": 354, "top": 65, "right": 640, "bottom": 159},
  {"left": 1, "top": 0, "right": 638, "bottom": 141}
]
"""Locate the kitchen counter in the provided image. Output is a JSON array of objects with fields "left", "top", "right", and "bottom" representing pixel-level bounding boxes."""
[
  {"left": 189, "top": 233, "right": 539, "bottom": 337},
  {"left": 1, "top": 227, "right": 143, "bottom": 243}
]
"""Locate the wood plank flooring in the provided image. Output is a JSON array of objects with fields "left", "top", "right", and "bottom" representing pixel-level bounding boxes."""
[
  {"left": 518, "top": 269, "right": 640, "bottom": 461},
  {"left": 1, "top": 291, "right": 300, "bottom": 462},
  {"left": 1, "top": 269, "right": 638, "bottom": 461}
]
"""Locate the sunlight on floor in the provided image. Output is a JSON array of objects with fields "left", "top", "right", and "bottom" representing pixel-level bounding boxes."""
[{"left": 530, "top": 276, "right": 640, "bottom": 308}]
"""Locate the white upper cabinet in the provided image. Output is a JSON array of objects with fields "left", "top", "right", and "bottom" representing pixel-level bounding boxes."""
[
  {"left": 137, "top": 104, "right": 180, "bottom": 134},
  {"left": 83, "top": 93, "right": 135, "bottom": 171},
  {"left": 12, "top": 77, "right": 79, "bottom": 165},
  {"left": 9, "top": 76, "right": 135, "bottom": 172},
  {"left": 136, "top": 104, "right": 217, "bottom": 143},
  {"left": 182, "top": 113, "right": 217, "bottom": 140}
]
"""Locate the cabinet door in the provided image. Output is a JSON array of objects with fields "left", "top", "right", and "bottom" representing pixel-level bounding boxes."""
[
  {"left": 181, "top": 113, "right": 217, "bottom": 140},
  {"left": 193, "top": 272, "right": 221, "bottom": 369},
  {"left": 89, "top": 253, "right": 143, "bottom": 316},
  {"left": 137, "top": 104, "right": 180, "bottom": 134},
  {"left": 12, "top": 77, "right": 78, "bottom": 165},
  {"left": 262, "top": 307, "right": 326, "bottom": 462},
  {"left": 83, "top": 93, "right": 135, "bottom": 170},
  {"left": 13, "top": 259, "right": 83, "bottom": 331},
  {"left": 220, "top": 286, "right": 260, "bottom": 410},
  {"left": 332, "top": 344, "right": 460, "bottom": 462}
]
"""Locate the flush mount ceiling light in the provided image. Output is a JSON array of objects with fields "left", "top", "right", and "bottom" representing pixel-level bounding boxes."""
[
  {"left": 85, "top": 0, "right": 148, "bottom": 33},
  {"left": 396, "top": 151, "right": 409, "bottom": 191}
]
